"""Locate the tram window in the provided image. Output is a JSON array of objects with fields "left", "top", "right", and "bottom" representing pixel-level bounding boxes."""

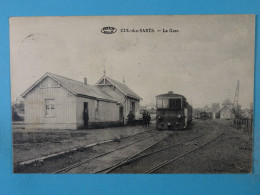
[
  {"left": 156, "top": 99, "right": 163, "bottom": 108},
  {"left": 162, "top": 99, "right": 169, "bottom": 108},
  {"left": 169, "top": 98, "right": 181, "bottom": 109},
  {"left": 157, "top": 98, "right": 169, "bottom": 108}
]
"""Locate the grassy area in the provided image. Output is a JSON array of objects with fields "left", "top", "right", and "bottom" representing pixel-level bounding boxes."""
[
  {"left": 13, "top": 131, "right": 89, "bottom": 144},
  {"left": 12, "top": 124, "right": 149, "bottom": 164}
]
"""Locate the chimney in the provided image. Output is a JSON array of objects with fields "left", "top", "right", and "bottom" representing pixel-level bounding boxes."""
[
  {"left": 168, "top": 91, "right": 173, "bottom": 94},
  {"left": 84, "top": 78, "right": 87, "bottom": 85}
]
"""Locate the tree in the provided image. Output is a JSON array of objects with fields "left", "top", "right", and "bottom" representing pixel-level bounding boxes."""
[
  {"left": 231, "top": 104, "right": 245, "bottom": 119},
  {"left": 222, "top": 98, "right": 232, "bottom": 105},
  {"left": 12, "top": 101, "right": 24, "bottom": 122},
  {"left": 211, "top": 103, "right": 221, "bottom": 112},
  {"left": 248, "top": 102, "right": 253, "bottom": 119}
]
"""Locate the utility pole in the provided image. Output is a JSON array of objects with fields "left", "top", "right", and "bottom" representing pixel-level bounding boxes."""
[
  {"left": 234, "top": 80, "right": 240, "bottom": 128},
  {"left": 234, "top": 80, "right": 239, "bottom": 110}
]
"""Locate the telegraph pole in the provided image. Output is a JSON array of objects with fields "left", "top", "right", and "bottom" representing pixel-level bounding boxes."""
[
  {"left": 234, "top": 80, "right": 240, "bottom": 110},
  {"left": 234, "top": 80, "right": 240, "bottom": 129}
]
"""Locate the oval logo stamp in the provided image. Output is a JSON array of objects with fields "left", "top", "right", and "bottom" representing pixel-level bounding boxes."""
[{"left": 101, "top": 27, "right": 117, "bottom": 34}]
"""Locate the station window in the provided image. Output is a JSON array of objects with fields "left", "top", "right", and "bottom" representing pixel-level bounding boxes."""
[
  {"left": 131, "top": 101, "right": 136, "bottom": 113},
  {"left": 45, "top": 99, "right": 55, "bottom": 116},
  {"left": 95, "top": 100, "right": 99, "bottom": 112}
]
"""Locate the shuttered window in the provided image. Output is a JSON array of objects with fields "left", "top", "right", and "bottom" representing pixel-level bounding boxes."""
[
  {"left": 45, "top": 99, "right": 55, "bottom": 116},
  {"left": 95, "top": 100, "right": 99, "bottom": 112}
]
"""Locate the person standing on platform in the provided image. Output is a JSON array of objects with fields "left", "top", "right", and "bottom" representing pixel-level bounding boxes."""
[
  {"left": 127, "top": 111, "right": 134, "bottom": 126},
  {"left": 147, "top": 112, "right": 151, "bottom": 127},
  {"left": 142, "top": 111, "right": 147, "bottom": 127},
  {"left": 83, "top": 108, "right": 89, "bottom": 128}
]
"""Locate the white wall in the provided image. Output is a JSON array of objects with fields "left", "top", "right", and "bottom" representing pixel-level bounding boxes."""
[
  {"left": 76, "top": 96, "right": 120, "bottom": 127},
  {"left": 24, "top": 77, "right": 77, "bottom": 128}
]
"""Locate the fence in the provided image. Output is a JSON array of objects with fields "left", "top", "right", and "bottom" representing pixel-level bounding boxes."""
[{"left": 233, "top": 118, "right": 253, "bottom": 133}]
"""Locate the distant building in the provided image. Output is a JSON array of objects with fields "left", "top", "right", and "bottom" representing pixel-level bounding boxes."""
[
  {"left": 219, "top": 106, "right": 235, "bottom": 119},
  {"left": 193, "top": 108, "right": 202, "bottom": 119},
  {"left": 211, "top": 103, "right": 221, "bottom": 119},
  {"left": 96, "top": 74, "right": 142, "bottom": 124},
  {"left": 140, "top": 105, "right": 156, "bottom": 114},
  {"left": 21, "top": 72, "right": 122, "bottom": 129},
  {"left": 194, "top": 104, "right": 221, "bottom": 119},
  {"left": 202, "top": 105, "right": 212, "bottom": 119},
  {"left": 219, "top": 99, "right": 234, "bottom": 119}
]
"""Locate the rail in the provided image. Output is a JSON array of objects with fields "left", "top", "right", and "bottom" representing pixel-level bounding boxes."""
[
  {"left": 145, "top": 130, "right": 224, "bottom": 173},
  {"left": 96, "top": 132, "right": 208, "bottom": 174},
  {"left": 54, "top": 130, "right": 165, "bottom": 173}
]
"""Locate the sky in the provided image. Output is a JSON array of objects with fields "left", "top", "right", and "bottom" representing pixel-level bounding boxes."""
[{"left": 9, "top": 15, "right": 255, "bottom": 108}]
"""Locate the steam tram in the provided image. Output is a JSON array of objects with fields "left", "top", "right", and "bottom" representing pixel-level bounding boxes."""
[{"left": 156, "top": 91, "right": 192, "bottom": 130}]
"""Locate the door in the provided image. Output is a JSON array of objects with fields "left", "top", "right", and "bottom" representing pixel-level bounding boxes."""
[
  {"left": 83, "top": 102, "right": 89, "bottom": 127},
  {"left": 131, "top": 102, "right": 135, "bottom": 118},
  {"left": 119, "top": 106, "right": 124, "bottom": 123}
]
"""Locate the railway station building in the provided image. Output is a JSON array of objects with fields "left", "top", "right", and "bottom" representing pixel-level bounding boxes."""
[
  {"left": 95, "top": 74, "right": 142, "bottom": 124},
  {"left": 21, "top": 72, "right": 137, "bottom": 130}
]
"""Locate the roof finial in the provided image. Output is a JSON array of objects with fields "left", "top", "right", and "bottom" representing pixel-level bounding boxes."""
[
  {"left": 103, "top": 65, "right": 106, "bottom": 76},
  {"left": 123, "top": 76, "right": 125, "bottom": 84}
]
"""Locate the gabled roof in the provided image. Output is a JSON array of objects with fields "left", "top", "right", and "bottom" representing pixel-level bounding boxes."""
[
  {"left": 21, "top": 72, "right": 118, "bottom": 103},
  {"left": 219, "top": 105, "right": 234, "bottom": 113},
  {"left": 96, "top": 75, "right": 142, "bottom": 100},
  {"left": 202, "top": 105, "right": 212, "bottom": 113}
]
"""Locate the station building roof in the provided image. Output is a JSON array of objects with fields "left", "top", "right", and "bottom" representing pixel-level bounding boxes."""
[
  {"left": 96, "top": 75, "right": 142, "bottom": 100},
  {"left": 21, "top": 72, "right": 118, "bottom": 103}
]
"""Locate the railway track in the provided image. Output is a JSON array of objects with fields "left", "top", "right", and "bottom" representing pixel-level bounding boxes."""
[
  {"left": 94, "top": 132, "right": 208, "bottom": 173},
  {"left": 54, "top": 130, "right": 170, "bottom": 173},
  {"left": 96, "top": 128, "right": 223, "bottom": 174},
  {"left": 54, "top": 126, "right": 221, "bottom": 174},
  {"left": 145, "top": 130, "right": 224, "bottom": 173}
]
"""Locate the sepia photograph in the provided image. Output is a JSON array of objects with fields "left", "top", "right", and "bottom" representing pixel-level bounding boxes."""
[{"left": 9, "top": 15, "right": 255, "bottom": 174}]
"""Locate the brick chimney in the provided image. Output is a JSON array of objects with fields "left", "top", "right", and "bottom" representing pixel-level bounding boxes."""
[{"left": 84, "top": 78, "right": 87, "bottom": 85}]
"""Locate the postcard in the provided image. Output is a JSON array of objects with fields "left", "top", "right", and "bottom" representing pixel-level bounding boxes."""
[{"left": 9, "top": 15, "right": 255, "bottom": 173}]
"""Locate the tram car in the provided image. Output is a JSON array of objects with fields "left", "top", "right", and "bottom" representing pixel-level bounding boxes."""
[{"left": 156, "top": 91, "right": 192, "bottom": 130}]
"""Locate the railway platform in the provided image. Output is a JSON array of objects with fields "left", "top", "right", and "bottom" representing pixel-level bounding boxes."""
[{"left": 13, "top": 124, "right": 153, "bottom": 165}]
